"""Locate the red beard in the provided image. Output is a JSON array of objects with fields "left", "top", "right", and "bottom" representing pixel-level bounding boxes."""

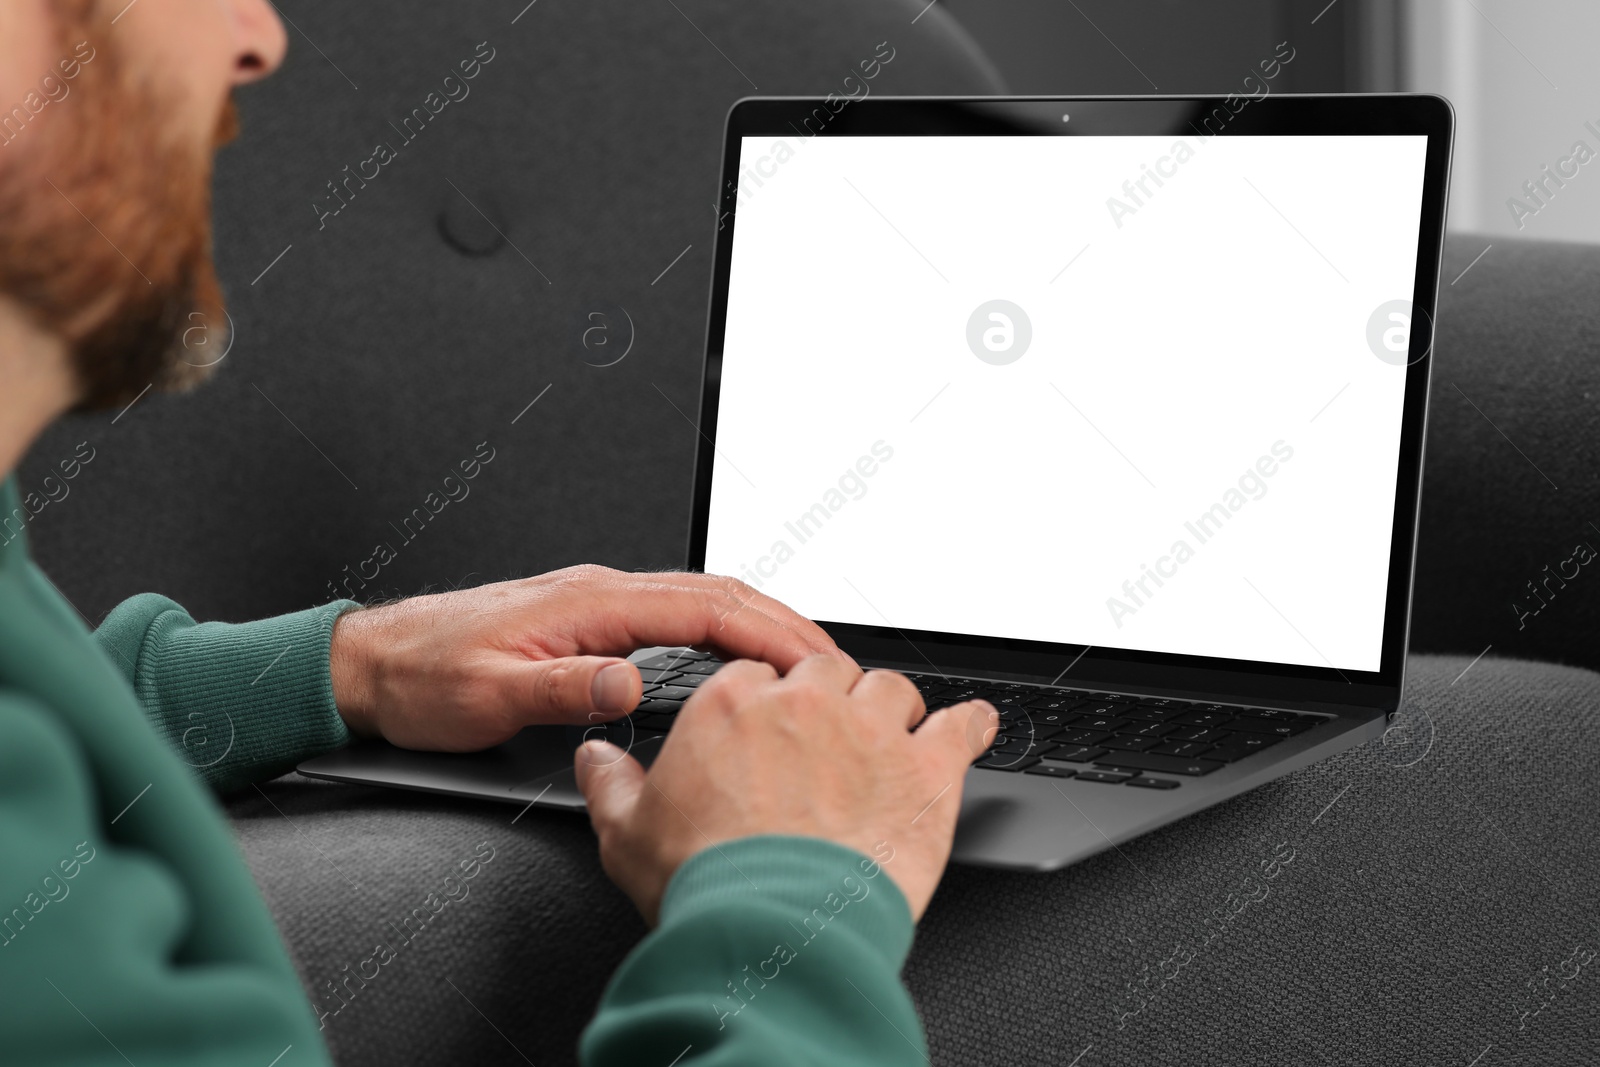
[{"left": 0, "top": 2, "right": 238, "bottom": 411}]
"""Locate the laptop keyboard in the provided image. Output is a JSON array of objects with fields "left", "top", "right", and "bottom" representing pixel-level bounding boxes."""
[{"left": 626, "top": 652, "right": 1331, "bottom": 791}]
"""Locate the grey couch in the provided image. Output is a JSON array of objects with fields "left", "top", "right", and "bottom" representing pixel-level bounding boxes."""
[{"left": 21, "top": 1, "right": 1600, "bottom": 1064}]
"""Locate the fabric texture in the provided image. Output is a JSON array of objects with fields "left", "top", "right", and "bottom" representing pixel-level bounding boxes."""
[
  {"left": 1412, "top": 235, "right": 1600, "bottom": 674},
  {"left": 583, "top": 836, "right": 923, "bottom": 1066},
  {"left": 93, "top": 592, "right": 358, "bottom": 791},
  {"left": 232, "top": 653, "right": 1600, "bottom": 1066},
  {"left": 0, "top": 475, "right": 337, "bottom": 1067}
]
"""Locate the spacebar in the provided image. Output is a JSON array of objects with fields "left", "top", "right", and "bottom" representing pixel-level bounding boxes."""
[{"left": 1090, "top": 751, "right": 1226, "bottom": 776}]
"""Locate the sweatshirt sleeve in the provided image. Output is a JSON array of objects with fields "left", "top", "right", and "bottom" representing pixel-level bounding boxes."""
[
  {"left": 0, "top": 690, "right": 335, "bottom": 1067},
  {"left": 91, "top": 593, "right": 361, "bottom": 793},
  {"left": 580, "top": 835, "right": 929, "bottom": 1066}
]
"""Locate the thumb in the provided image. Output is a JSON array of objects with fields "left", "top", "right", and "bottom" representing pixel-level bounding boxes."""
[
  {"left": 573, "top": 739, "right": 647, "bottom": 835},
  {"left": 511, "top": 656, "right": 641, "bottom": 724},
  {"left": 918, "top": 698, "right": 999, "bottom": 774}
]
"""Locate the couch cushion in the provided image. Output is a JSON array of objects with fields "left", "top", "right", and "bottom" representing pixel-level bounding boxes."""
[
  {"left": 1416, "top": 234, "right": 1600, "bottom": 671},
  {"left": 231, "top": 653, "right": 1600, "bottom": 1066}
]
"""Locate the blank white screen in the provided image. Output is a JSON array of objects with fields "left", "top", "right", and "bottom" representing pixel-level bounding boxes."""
[{"left": 704, "top": 133, "right": 1428, "bottom": 672}]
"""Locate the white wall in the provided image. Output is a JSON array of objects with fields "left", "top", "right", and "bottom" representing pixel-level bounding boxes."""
[{"left": 1407, "top": 0, "right": 1600, "bottom": 242}]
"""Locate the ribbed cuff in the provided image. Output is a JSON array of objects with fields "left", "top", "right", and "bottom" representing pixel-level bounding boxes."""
[
  {"left": 100, "top": 594, "right": 361, "bottom": 792},
  {"left": 660, "top": 835, "right": 916, "bottom": 974}
]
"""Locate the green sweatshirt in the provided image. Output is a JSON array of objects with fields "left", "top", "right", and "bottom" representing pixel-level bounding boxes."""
[{"left": 0, "top": 475, "right": 927, "bottom": 1065}]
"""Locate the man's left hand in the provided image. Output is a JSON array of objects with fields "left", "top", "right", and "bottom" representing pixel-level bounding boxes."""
[{"left": 327, "top": 565, "right": 853, "bottom": 751}]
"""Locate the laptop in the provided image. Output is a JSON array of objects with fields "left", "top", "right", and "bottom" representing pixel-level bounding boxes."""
[{"left": 301, "top": 94, "right": 1454, "bottom": 872}]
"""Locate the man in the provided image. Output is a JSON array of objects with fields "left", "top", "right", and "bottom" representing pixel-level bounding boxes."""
[{"left": 0, "top": 2, "right": 997, "bottom": 1064}]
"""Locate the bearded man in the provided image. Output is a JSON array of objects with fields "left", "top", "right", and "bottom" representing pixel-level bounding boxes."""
[{"left": 0, "top": 3, "right": 998, "bottom": 1064}]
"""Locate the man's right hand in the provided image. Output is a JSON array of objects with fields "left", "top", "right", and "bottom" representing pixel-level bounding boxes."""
[{"left": 572, "top": 655, "right": 998, "bottom": 924}]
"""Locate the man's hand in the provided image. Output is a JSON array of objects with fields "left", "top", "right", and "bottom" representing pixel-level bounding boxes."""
[
  {"left": 329, "top": 565, "right": 852, "bottom": 751},
  {"left": 573, "top": 655, "right": 998, "bottom": 923}
]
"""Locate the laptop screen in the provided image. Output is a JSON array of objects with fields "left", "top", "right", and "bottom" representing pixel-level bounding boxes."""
[{"left": 702, "top": 132, "right": 1430, "bottom": 674}]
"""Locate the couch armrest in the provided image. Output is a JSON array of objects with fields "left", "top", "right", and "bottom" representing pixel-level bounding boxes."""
[{"left": 1413, "top": 234, "right": 1600, "bottom": 671}]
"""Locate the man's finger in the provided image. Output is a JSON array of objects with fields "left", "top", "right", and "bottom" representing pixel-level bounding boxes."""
[
  {"left": 574, "top": 739, "right": 647, "bottom": 834},
  {"left": 653, "top": 572, "right": 851, "bottom": 664},
  {"left": 608, "top": 574, "right": 850, "bottom": 673},
  {"left": 785, "top": 651, "right": 863, "bottom": 693},
  {"left": 685, "top": 658, "right": 779, "bottom": 717},
  {"left": 848, "top": 669, "right": 926, "bottom": 730},
  {"left": 502, "top": 656, "right": 641, "bottom": 725},
  {"left": 915, "top": 699, "right": 999, "bottom": 771}
]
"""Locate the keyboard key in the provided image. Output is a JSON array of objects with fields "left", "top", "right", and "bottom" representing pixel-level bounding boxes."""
[
  {"left": 1024, "top": 696, "right": 1084, "bottom": 711},
  {"left": 637, "top": 651, "right": 712, "bottom": 670},
  {"left": 1173, "top": 710, "right": 1236, "bottom": 728},
  {"left": 1100, "top": 735, "right": 1162, "bottom": 752},
  {"left": 634, "top": 698, "right": 684, "bottom": 715},
  {"left": 976, "top": 754, "right": 1040, "bottom": 771},
  {"left": 1055, "top": 729, "right": 1113, "bottom": 747},
  {"left": 1001, "top": 724, "right": 1064, "bottom": 743},
  {"left": 1075, "top": 769, "right": 1136, "bottom": 784},
  {"left": 1122, "top": 721, "right": 1181, "bottom": 739},
  {"left": 1022, "top": 763, "right": 1078, "bottom": 780},
  {"left": 1091, "top": 751, "right": 1226, "bottom": 776},
  {"left": 674, "top": 660, "right": 722, "bottom": 676},
  {"left": 1075, "top": 703, "right": 1134, "bottom": 718},
  {"left": 1201, "top": 735, "right": 1283, "bottom": 762},
  {"left": 1041, "top": 745, "right": 1107, "bottom": 763},
  {"left": 1123, "top": 706, "right": 1184, "bottom": 724},
  {"left": 1151, "top": 740, "right": 1210, "bottom": 758},
  {"left": 636, "top": 669, "right": 682, "bottom": 685},
  {"left": 1167, "top": 726, "right": 1230, "bottom": 744},
  {"left": 670, "top": 673, "right": 708, "bottom": 688},
  {"left": 642, "top": 685, "right": 698, "bottom": 702},
  {"left": 1136, "top": 698, "right": 1191, "bottom": 709},
  {"left": 1074, "top": 715, "right": 1131, "bottom": 733},
  {"left": 1126, "top": 777, "right": 1181, "bottom": 790},
  {"left": 1225, "top": 716, "right": 1317, "bottom": 737},
  {"left": 989, "top": 738, "right": 1052, "bottom": 757}
]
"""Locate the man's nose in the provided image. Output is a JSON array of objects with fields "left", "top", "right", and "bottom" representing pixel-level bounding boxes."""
[{"left": 224, "top": 0, "right": 288, "bottom": 85}]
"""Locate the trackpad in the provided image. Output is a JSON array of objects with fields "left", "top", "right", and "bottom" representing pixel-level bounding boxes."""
[{"left": 506, "top": 726, "right": 666, "bottom": 808}]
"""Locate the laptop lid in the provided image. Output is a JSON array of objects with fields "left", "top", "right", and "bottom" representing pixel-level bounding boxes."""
[{"left": 687, "top": 95, "right": 1453, "bottom": 716}]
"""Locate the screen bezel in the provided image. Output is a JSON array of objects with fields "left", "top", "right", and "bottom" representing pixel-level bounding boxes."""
[{"left": 686, "top": 95, "right": 1454, "bottom": 714}]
